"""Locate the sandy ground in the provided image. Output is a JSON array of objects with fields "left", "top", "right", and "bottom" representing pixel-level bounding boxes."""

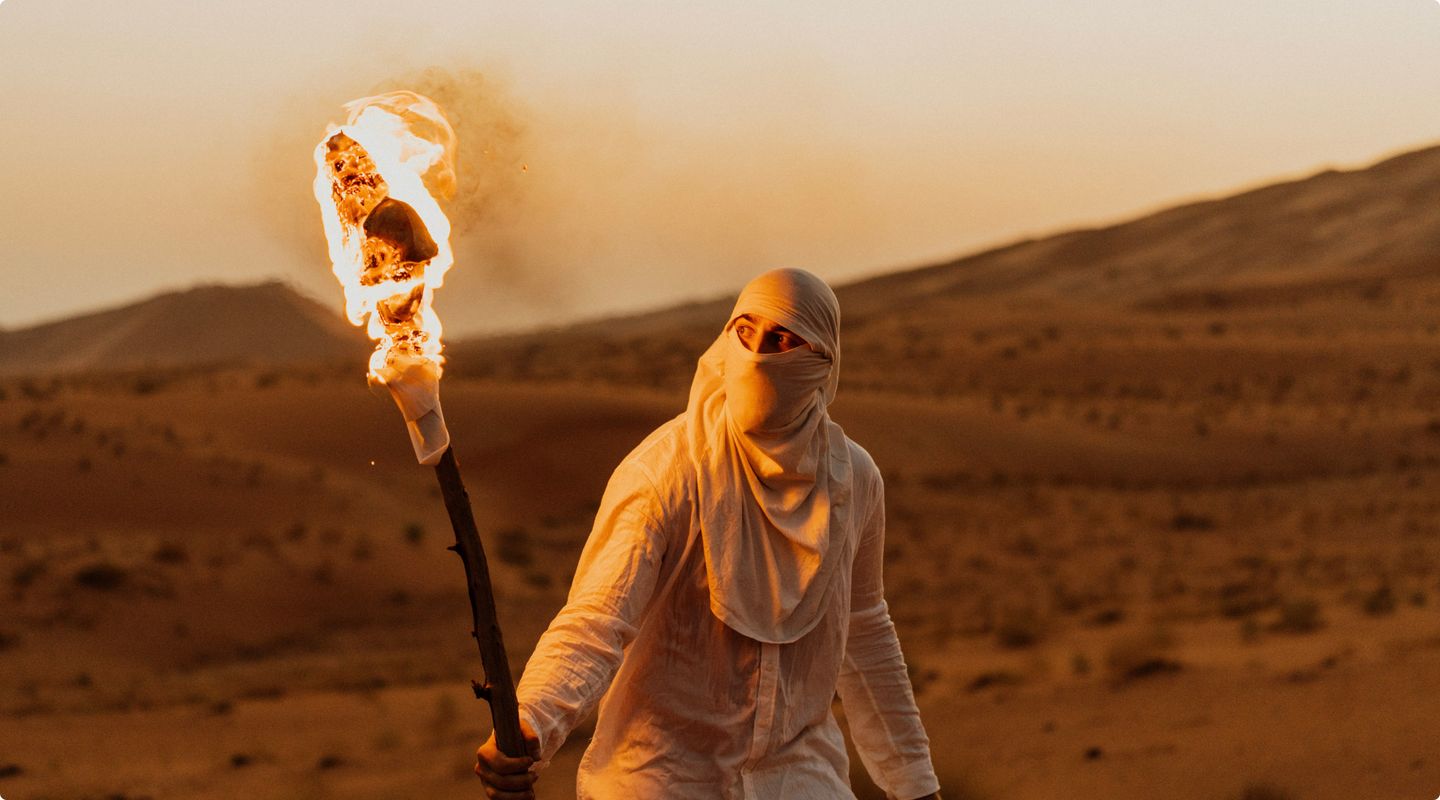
[{"left": 5, "top": 298, "right": 1440, "bottom": 799}]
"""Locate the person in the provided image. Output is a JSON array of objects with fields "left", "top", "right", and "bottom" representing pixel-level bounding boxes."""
[{"left": 474, "top": 267, "right": 941, "bottom": 799}]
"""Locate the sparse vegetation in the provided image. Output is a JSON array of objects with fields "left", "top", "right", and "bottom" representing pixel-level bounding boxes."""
[
  {"left": 994, "top": 605, "right": 1046, "bottom": 649},
  {"left": 351, "top": 533, "right": 374, "bottom": 561},
  {"left": 1269, "top": 597, "right": 1324, "bottom": 635},
  {"left": 1231, "top": 781, "right": 1296, "bottom": 800},
  {"left": 1105, "top": 626, "right": 1181, "bottom": 686},
  {"left": 152, "top": 541, "right": 188, "bottom": 565},
  {"left": 73, "top": 561, "right": 128, "bottom": 591},
  {"left": 495, "top": 526, "right": 533, "bottom": 568},
  {"left": 1361, "top": 583, "right": 1396, "bottom": 616},
  {"left": 9, "top": 179, "right": 1440, "bottom": 799},
  {"left": 966, "top": 670, "right": 1024, "bottom": 692},
  {"left": 11, "top": 559, "right": 46, "bottom": 590}
]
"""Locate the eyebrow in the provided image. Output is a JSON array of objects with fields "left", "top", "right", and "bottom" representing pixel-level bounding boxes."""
[{"left": 735, "top": 314, "right": 795, "bottom": 335}]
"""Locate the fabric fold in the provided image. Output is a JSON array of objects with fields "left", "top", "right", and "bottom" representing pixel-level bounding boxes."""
[{"left": 683, "top": 267, "right": 854, "bottom": 644}]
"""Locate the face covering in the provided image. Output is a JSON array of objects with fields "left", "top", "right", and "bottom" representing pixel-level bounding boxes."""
[
  {"left": 721, "top": 328, "right": 831, "bottom": 435},
  {"left": 684, "top": 267, "right": 854, "bottom": 644}
]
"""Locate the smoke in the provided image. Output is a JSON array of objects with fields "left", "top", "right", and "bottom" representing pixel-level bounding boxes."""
[{"left": 257, "top": 65, "right": 893, "bottom": 337}]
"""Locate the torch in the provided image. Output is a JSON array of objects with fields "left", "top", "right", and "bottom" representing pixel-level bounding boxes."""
[{"left": 311, "top": 91, "right": 527, "bottom": 757}]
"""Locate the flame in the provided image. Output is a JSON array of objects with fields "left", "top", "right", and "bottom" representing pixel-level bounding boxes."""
[{"left": 312, "top": 91, "right": 458, "bottom": 381}]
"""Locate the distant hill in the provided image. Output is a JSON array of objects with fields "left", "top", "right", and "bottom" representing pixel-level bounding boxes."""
[
  {"left": 10, "top": 140, "right": 1439, "bottom": 379},
  {"left": 447, "top": 141, "right": 1440, "bottom": 388},
  {"left": 836, "top": 142, "right": 1440, "bottom": 317},
  {"left": 0, "top": 281, "right": 368, "bottom": 375}
]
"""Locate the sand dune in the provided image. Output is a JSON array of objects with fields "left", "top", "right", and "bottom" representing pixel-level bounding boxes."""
[
  {"left": 5, "top": 142, "right": 1440, "bottom": 799},
  {"left": 0, "top": 281, "right": 368, "bottom": 375}
]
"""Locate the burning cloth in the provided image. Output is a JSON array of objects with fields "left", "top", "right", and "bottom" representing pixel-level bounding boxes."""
[
  {"left": 514, "top": 269, "right": 939, "bottom": 798},
  {"left": 313, "top": 91, "right": 457, "bottom": 465}
]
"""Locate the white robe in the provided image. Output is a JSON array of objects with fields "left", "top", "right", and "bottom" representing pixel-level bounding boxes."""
[{"left": 515, "top": 415, "right": 940, "bottom": 799}]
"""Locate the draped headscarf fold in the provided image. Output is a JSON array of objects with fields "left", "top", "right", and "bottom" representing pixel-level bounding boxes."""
[{"left": 684, "top": 268, "right": 854, "bottom": 644}]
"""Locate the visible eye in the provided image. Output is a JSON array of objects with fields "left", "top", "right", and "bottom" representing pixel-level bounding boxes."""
[
  {"left": 735, "top": 324, "right": 754, "bottom": 338},
  {"left": 775, "top": 332, "right": 803, "bottom": 350}
]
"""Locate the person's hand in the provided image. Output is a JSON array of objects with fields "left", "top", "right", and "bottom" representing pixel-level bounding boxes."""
[{"left": 473, "top": 718, "right": 542, "bottom": 799}]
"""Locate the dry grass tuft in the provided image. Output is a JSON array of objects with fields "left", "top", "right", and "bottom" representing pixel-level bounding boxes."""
[
  {"left": 73, "top": 561, "right": 128, "bottom": 591},
  {"left": 1269, "top": 597, "right": 1324, "bottom": 635},
  {"left": 1105, "top": 625, "right": 1182, "bottom": 686},
  {"left": 1231, "top": 781, "right": 1296, "bottom": 800}
]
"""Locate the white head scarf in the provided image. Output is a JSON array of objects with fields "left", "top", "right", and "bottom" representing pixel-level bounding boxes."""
[{"left": 684, "top": 268, "right": 854, "bottom": 644}]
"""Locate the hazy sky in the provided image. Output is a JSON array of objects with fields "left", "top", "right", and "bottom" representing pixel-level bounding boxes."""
[{"left": 3, "top": 0, "right": 1440, "bottom": 335}]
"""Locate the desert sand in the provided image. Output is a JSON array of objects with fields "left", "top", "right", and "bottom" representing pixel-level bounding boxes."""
[{"left": 5, "top": 144, "right": 1440, "bottom": 799}]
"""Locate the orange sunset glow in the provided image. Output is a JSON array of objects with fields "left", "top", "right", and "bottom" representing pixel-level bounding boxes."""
[{"left": 5, "top": 3, "right": 1440, "bottom": 800}]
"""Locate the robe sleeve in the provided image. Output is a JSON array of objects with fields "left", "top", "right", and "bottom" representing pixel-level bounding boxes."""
[
  {"left": 836, "top": 471, "right": 941, "bottom": 800},
  {"left": 514, "top": 457, "right": 671, "bottom": 766}
]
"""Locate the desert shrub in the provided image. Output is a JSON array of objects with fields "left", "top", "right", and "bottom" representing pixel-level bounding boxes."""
[
  {"left": 351, "top": 533, "right": 373, "bottom": 562},
  {"left": 403, "top": 522, "right": 426, "bottom": 547},
  {"left": 152, "top": 541, "right": 188, "bottom": 564},
  {"left": 1104, "top": 626, "right": 1181, "bottom": 686},
  {"left": 1171, "top": 512, "right": 1215, "bottom": 532},
  {"left": 373, "top": 728, "right": 404, "bottom": 752},
  {"left": 1218, "top": 578, "right": 1277, "bottom": 618},
  {"left": 1088, "top": 607, "right": 1125, "bottom": 627},
  {"left": 1238, "top": 617, "right": 1262, "bottom": 643},
  {"left": 132, "top": 374, "right": 165, "bottom": 395},
  {"left": 495, "top": 526, "right": 533, "bottom": 568},
  {"left": 966, "top": 670, "right": 1024, "bottom": 692},
  {"left": 1361, "top": 583, "right": 1396, "bottom": 617},
  {"left": 12, "top": 559, "right": 46, "bottom": 589},
  {"left": 73, "top": 561, "right": 128, "bottom": 591},
  {"left": 994, "top": 606, "right": 1046, "bottom": 649},
  {"left": 1269, "top": 597, "right": 1323, "bottom": 634},
  {"left": 0, "top": 630, "right": 21, "bottom": 651},
  {"left": 1231, "top": 781, "right": 1295, "bottom": 800}
]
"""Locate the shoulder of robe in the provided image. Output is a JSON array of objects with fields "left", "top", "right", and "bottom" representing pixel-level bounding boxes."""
[
  {"left": 609, "top": 412, "right": 692, "bottom": 529},
  {"left": 843, "top": 435, "right": 884, "bottom": 507}
]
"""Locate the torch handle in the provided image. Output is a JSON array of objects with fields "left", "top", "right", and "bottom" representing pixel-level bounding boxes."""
[{"left": 433, "top": 447, "right": 529, "bottom": 759}]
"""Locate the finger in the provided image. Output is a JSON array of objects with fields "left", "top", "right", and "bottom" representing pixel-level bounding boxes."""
[
  {"left": 481, "top": 784, "right": 535, "bottom": 800},
  {"left": 474, "top": 760, "right": 538, "bottom": 789},
  {"left": 474, "top": 743, "right": 530, "bottom": 773},
  {"left": 483, "top": 751, "right": 536, "bottom": 774}
]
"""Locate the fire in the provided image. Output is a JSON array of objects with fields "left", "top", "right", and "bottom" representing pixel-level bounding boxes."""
[
  {"left": 312, "top": 91, "right": 457, "bottom": 381},
  {"left": 314, "top": 91, "right": 457, "bottom": 465}
]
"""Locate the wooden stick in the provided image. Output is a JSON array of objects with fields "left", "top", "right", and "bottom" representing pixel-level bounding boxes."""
[{"left": 434, "top": 446, "right": 527, "bottom": 757}]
